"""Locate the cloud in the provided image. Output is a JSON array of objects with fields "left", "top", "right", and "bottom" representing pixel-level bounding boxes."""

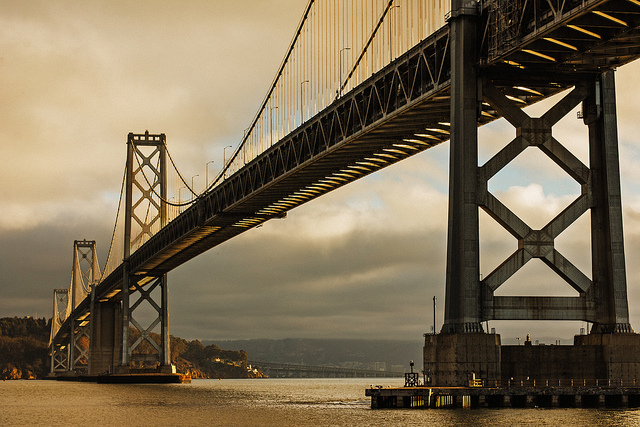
[{"left": 167, "top": 154, "right": 450, "bottom": 340}]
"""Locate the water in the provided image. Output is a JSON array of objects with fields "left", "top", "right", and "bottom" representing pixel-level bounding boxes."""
[{"left": 2, "top": 378, "right": 640, "bottom": 426}]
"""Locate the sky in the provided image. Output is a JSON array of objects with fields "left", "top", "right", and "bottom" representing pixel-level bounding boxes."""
[{"left": 2, "top": 0, "right": 640, "bottom": 345}]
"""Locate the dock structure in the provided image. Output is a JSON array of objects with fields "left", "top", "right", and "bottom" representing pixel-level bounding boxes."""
[{"left": 366, "top": 383, "right": 640, "bottom": 409}]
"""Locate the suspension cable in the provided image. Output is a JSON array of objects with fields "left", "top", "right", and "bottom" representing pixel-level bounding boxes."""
[
  {"left": 164, "top": 142, "right": 201, "bottom": 199},
  {"left": 132, "top": 146, "right": 198, "bottom": 208},
  {"left": 209, "top": 0, "right": 317, "bottom": 190},
  {"left": 339, "top": 0, "right": 395, "bottom": 98},
  {"left": 99, "top": 163, "right": 127, "bottom": 282}
]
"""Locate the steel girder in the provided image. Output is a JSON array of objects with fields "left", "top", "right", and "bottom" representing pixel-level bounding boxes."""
[{"left": 483, "top": 0, "right": 640, "bottom": 77}]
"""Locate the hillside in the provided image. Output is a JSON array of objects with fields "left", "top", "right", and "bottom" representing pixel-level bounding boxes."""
[
  {"left": 0, "top": 317, "right": 50, "bottom": 379},
  {"left": 211, "top": 338, "right": 423, "bottom": 371},
  {"left": 0, "top": 317, "right": 263, "bottom": 380},
  {"left": 169, "top": 336, "right": 264, "bottom": 379}
]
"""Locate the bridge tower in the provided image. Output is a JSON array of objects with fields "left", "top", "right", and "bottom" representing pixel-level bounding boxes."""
[
  {"left": 69, "top": 239, "right": 100, "bottom": 374},
  {"left": 425, "top": 0, "right": 638, "bottom": 386},
  {"left": 49, "top": 288, "right": 70, "bottom": 374},
  {"left": 118, "top": 131, "right": 171, "bottom": 373}
]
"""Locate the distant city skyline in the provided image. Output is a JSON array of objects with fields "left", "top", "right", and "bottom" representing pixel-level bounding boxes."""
[{"left": 2, "top": 0, "right": 640, "bottom": 344}]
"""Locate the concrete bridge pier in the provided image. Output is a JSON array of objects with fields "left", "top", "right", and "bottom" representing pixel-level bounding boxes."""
[
  {"left": 426, "top": 0, "right": 640, "bottom": 387},
  {"left": 89, "top": 300, "right": 122, "bottom": 375}
]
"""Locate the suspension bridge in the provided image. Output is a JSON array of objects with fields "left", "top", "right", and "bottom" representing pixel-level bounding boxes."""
[{"left": 49, "top": 0, "right": 640, "bottom": 381}]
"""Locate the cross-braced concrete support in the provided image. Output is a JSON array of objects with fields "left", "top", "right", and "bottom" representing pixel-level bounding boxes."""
[
  {"left": 120, "top": 132, "right": 170, "bottom": 372},
  {"left": 442, "top": 1, "right": 633, "bottom": 336},
  {"left": 477, "top": 74, "right": 632, "bottom": 332},
  {"left": 431, "top": 0, "right": 636, "bottom": 387}
]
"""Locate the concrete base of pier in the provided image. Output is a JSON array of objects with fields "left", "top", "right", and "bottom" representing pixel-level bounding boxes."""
[
  {"left": 424, "top": 332, "right": 640, "bottom": 387},
  {"left": 423, "top": 332, "right": 502, "bottom": 387},
  {"left": 96, "top": 373, "right": 191, "bottom": 384}
]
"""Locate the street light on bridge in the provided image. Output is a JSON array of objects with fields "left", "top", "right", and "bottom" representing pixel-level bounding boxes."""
[
  {"left": 243, "top": 127, "right": 250, "bottom": 165},
  {"left": 191, "top": 175, "right": 199, "bottom": 200},
  {"left": 223, "top": 145, "right": 232, "bottom": 180},
  {"left": 389, "top": 5, "right": 401, "bottom": 61},
  {"left": 300, "top": 80, "right": 309, "bottom": 123},
  {"left": 270, "top": 107, "right": 278, "bottom": 147},
  {"left": 338, "top": 48, "right": 350, "bottom": 98},
  {"left": 205, "top": 160, "right": 214, "bottom": 189}
]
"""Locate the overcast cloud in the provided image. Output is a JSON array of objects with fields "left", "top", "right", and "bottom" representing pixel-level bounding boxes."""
[{"left": 2, "top": 1, "right": 640, "bottom": 345}]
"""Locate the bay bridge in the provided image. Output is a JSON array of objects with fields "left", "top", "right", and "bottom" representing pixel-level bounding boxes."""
[{"left": 49, "top": 0, "right": 640, "bottom": 382}]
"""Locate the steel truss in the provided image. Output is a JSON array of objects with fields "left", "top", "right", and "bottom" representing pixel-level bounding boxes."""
[
  {"left": 51, "top": 345, "right": 69, "bottom": 373},
  {"left": 121, "top": 132, "right": 170, "bottom": 370},
  {"left": 479, "top": 76, "right": 631, "bottom": 331},
  {"left": 50, "top": 288, "right": 70, "bottom": 373},
  {"left": 124, "top": 26, "right": 456, "bottom": 278}
]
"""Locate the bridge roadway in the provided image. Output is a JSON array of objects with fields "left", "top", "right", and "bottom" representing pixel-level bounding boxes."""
[{"left": 55, "top": 0, "right": 640, "bottom": 344}]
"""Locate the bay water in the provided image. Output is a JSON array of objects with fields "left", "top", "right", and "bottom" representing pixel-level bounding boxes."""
[{"left": 2, "top": 378, "right": 640, "bottom": 426}]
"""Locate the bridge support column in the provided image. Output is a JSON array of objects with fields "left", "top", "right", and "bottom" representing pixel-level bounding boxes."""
[
  {"left": 89, "top": 300, "right": 122, "bottom": 375},
  {"left": 427, "top": 0, "right": 496, "bottom": 388},
  {"left": 573, "top": 71, "right": 640, "bottom": 384},
  {"left": 52, "top": 240, "right": 99, "bottom": 377},
  {"left": 586, "top": 71, "right": 632, "bottom": 333},
  {"left": 443, "top": 0, "right": 483, "bottom": 334}
]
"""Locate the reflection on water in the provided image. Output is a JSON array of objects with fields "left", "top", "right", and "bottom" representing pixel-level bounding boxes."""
[{"left": 2, "top": 378, "right": 640, "bottom": 426}]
